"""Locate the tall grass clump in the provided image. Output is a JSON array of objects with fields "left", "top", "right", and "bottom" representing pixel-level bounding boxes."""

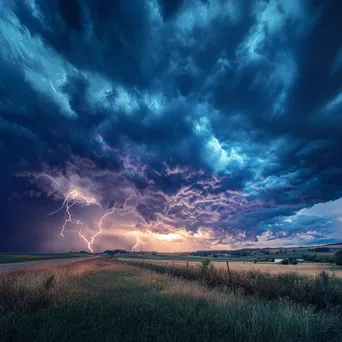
[{"left": 0, "top": 259, "right": 100, "bottom": 313}]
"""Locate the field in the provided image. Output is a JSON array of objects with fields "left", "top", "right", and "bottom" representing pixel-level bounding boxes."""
[
  {"left": 116, "top": 252, "right": 342, "bottom": 277},
  {"left": 120, "top": 258, "right": 342, "bottom": 277},
  {"left": 1, "top": 258, "right": 342, "bottom": 341},
  {"left": 115, "top": 249, "right": 337, "bottom": 263},
  {"left": 0, "top": 253, "right": 90, "bottom": 264}
]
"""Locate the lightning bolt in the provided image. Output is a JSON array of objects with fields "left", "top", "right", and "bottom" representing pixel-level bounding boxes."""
[
  {"left": 131, "top": 234, "right": 146, "bottom": 252},
  {"left": 47, "top": 190, "right": 96, "bottom": 218},
  {"left": 48, "top": 190, "right": 136, "bottom": 253}
]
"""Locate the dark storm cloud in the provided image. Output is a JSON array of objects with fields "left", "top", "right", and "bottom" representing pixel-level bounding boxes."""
[{"left": 1, "top": 0, "right": 342, "bottom": 251}]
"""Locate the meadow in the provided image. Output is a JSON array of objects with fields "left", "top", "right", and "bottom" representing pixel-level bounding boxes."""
[
  {"left": 122, "top": 258, "right": 342, "bottom": 310},
  {"left": 1, "top": 258, "right": 342, "bottom": 341},
  {"left": 120, "top": 258, "right": 342, "bottom": 277},
  {"left": 0, "top": 252, "right": 90, "bottom": 264},
  {"left": 116, "top": 250, "right": 342, "bottom": 277}
]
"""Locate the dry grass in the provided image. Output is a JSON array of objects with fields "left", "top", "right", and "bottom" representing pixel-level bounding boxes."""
[
  {"left": 1, "top": 260, "right": 342, "bottom": 341},
  {"left": 127, "top": 259, "right": 342, "bottom": 277},
  {"left": 213, "top": 261, "right": 342, "bottom": 277},
  {"left": 161, "top": 276, "right": 242, "bottom": 306},
  {"left": 124, "top": 259, "right": 342, "bottom": 310},
  {"left": 0, "top": 258, "right": 111, "bottom": 313}
]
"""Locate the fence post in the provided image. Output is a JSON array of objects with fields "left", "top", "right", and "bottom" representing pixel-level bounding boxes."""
[
  {"left": 186, "top": 261, "right": 189, "bottom": 279},
  {"left": 321, "top": 271, "right": 329, "bottom": 308},
  {"left": 172, "top": 260, "right": 175, "bottom": 276},
  {"left": 226, "top": 261, "right": 232, "bottom": 288}
]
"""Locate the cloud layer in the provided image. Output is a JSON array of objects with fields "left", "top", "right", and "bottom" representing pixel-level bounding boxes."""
[{"left": 1, "top": 0, "right": 342, "bottom": 251}]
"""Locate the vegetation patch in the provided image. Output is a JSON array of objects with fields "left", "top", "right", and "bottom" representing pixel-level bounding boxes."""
[
  {"left": 1, "top": 259, "right": 341, "bottom": 341},
  {"left": 123, "top": 258, "right": 342, "bottom": 311}
]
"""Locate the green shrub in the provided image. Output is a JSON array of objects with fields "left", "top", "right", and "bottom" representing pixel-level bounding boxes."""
[
  {"left": 291, "top": 259, "right": 298, "bottom": 265},
  {"left": 334, "top": 250, "right": 342, "bottom": 266},
  {"left": 280, "top": 258, "right": 289, "bottom": 265},
  {"left": 199, "top": 258, "right": 217, "bottom": 285}
]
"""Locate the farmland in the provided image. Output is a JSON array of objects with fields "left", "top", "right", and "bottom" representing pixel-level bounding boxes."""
[
  {"left": 115, "top": 248, "right": 342, "bottom": 277},
  {"left": 119, "top": 258, "right": 342, "bottom": 277},
  {"left": 1, "top": 258, "right": 342, "bottom": 341}
]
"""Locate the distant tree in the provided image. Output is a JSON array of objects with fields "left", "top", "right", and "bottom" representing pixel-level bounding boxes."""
[
  {"left": 334, "top": 250, "right": 342, "bottom": 266},
  {"left": 291, "top": 259, "right": 298, "bottom": 265},
  {"left": 314, "top": 247, "right": 330, "bottom": 252},
  {"left": 281, "top": 258, "right": 289, "bottom": 265},
  {"left": 254, "top": 259, "right": 258, "bottom": 263}
]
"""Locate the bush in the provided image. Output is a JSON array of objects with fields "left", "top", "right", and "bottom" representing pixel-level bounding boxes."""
[
  {"left": 199, "top": 258, "right": 216, "bottom": 285},
  {"left": 280, "top": 258, "right": 289, "bottom": 265},
  {"left": 335, "top": 250, "right": 342, "bottom": 266},
  {"left": 291, "top": 259, "right": 298, "bottom": 265}
]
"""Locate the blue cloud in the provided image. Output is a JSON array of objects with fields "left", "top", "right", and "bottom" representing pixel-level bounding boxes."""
[{"left": 1, "top": 0, "right": 342, "bottom": 251}]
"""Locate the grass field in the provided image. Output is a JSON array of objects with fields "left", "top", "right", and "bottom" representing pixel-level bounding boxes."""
[
  {"left": 1, "top": 258, "right": 342, "bottom": 341},
  {"left": 115, "top": 250, "right": 337, "bottom": 263},
  {"left": 116, "top": 253, "right": 258, "bottom": 262},
  {"left": 121, "top": 258, "right": 342, "bottom": 277},
  {"left": 117, "top": 253, "right": 342, "bottom": 277},
  {"left": 0, "top": 253, "right": 90, "bottom": 264}
]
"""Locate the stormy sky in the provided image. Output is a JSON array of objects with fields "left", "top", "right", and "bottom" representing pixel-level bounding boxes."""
[{"left": 1, "top": 0, "right": 342, "bottom": 252}]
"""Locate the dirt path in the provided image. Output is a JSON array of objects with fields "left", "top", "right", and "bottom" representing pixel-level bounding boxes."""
[{"left": 0, "top": 256, "right": 99, "bottom": 270}]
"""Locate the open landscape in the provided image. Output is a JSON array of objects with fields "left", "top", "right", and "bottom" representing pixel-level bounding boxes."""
[
  {"left": 2, "top": 1, "right": 342, "bottom": 341},
  {"left": 1, "top": 257, "right": 342, "bottom": 342},
  {"left": 114, "top": 244, "right": 342, "bottom": 277}
]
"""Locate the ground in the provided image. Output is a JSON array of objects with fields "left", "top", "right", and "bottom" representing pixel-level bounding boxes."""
[{"left": 1, "top": 258, "right": 341, "bottom": 342}]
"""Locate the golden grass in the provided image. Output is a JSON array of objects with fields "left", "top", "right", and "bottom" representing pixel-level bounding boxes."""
[
  {"left": 1, "top": 260, "right": 341, "bottom": 342},
  {"left": 110, "top": 264, "right": 242, "bottom": 307},
  {"left": 124, "top": 259, "right": 342, "bottom": 277},
  {"left": 212, "top": 261, "right": 342, "bottom": 277},
  {"left": 0, "top": 258, "right": 111, "bottom": 312},
  {"left": 161, "top": 277, "right": 242, "bottom": 306}
]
